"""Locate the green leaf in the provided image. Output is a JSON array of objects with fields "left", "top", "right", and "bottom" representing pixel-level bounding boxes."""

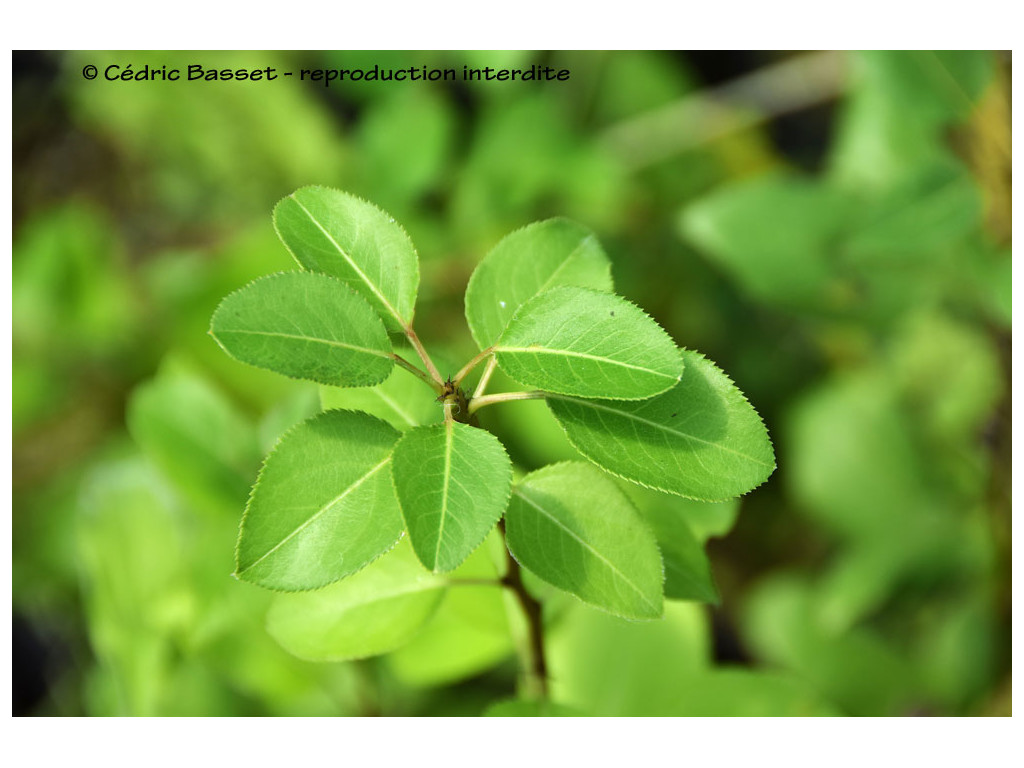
[
  {"left": 636, "top": 504, "right": 718, "bottom": 604},
  {"left": 356, "top": 89, "right": 454, "bottom": 207},
  {"left": 210, "top": 272, "right": 393, "bottom": 387},
  {"left": 495, "top": 287, "right": 682, "bottom": 400},
  {"left": 679, "top": 173, "right": 849, "bottom": 307},
  {"left": 625, "top": 483, "right": 741, "bottom": 542},
  {"left": 273, "top": 186, "right": 419, "bottom": 330},
  {"left": 127, "top": 358, "right": 260, "bottom": 515},
  {"left": 265, "top": 539, "right": 445, "bottom": 662},
  {"left": 464, "top": 218, "right": 613, "bottom": 349},
  {"left": 235, "top": 410, "right": 404, "bottom": 590},
  {"left": 548, "top": 601, "right": 710, "bottom": 716},
  {"left": 547, "top": 349, "right": 775, "bottom": 501},
  {"left": 388, "top": 531, "right": 513, "bottom": 687},
  {"left": 830, "top": 51, "right": 995, "bottom": 191},
  {"left": 391, "top": 421, "right": 513, "bottom": 572},
  {"left": 887, "top": 311, "right": 1002, "bottom": 444},
  {"left": 505, "top": 462, "right": 664, "bottom": 620},
  {"left": 855, "top": 50, "right": 994, "bottom": 126},
  {"left": 77, "top": 456, "right": 190, "bottom": 716},
  {"left": 787, "top": 369, "right": 931, "bottom": 539},
  {"left": 13, "top": 201, "right": 138, "bottom": 355},
  {"left": 742, "top": 574, "right": 917, "bottom": 715},
  {"left": 843, "top": 166, "right": 983, "bottom": 261}
]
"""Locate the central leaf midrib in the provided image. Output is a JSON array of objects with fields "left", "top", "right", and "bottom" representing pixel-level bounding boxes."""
[
  {"left": 549, "top": 395, "right": 772, "bottom": 467},
  {"left": 217, "top": 328, "right": 391, "bottom": 358},
  {"left": 513, "top": 488, "right": 657, "bottom": 612},
  {"left": 534, "top": 233, "right": 597, "bottom": 295},
  {"left": 432, "top": 422, "right": 455, "bottom": 568},
  {"left": 496, "top": 345, "right": 678, "bottom": 379},
  {"left": 240, "top": 456, "right": 392, "bottom": 573},
  {"left": 289, "top": 194, "right": 405, "bottom": 327}
]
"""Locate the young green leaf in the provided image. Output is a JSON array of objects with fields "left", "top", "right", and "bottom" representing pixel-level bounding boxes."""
[
  {"left": 391, "top": 421, "right": 513, "bottom": 573},
  {"left": 547, "top": 349, "right": 775, "bottom": 501},
  {"left": 388, "top": 531, "right": 513, "bottom": 687},
  {"left": 494, "top": 286, "right": 682, "bottom": 400},
  {"left": 637, "top": 504, "right": 719, "bottom": 604},
  {"left": 504, "top": 462, "right": 664, "bottom": 620},
  {"left": 273, "top": 186, "right": 419, "bottom": 330},
  {"left": 464, "top": 218, "right": 613, "bottom": 349},
  {"left": 624, "top": 483, "right": 741, "bottom": 543},
  {"left": 210, "top": 272, "right": 393, "bottom": 387},
  {"left": 265, "top": 539, "right": 446, "bottom": 662},
  {"left": 548, "top": 601, "right": 709, "bottom": 716},
  {"left": 236, "top": 410, "right": 404, "bottom": 591}
]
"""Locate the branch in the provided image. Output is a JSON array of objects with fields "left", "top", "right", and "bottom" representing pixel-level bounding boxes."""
[{"left": 498, "top": 519, "right": 548, "bottom": 700}]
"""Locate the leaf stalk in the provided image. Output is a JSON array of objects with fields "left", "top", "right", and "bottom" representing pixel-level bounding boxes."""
[
  {"left": 472, "top": 356, "right": 499, "bottom": 400},
  {"left": 403, "top": 326, "right": 444, "bottom": 388},
  {"left": 391, "top": 353, "right": 443, "bottom": 393},
  {"left": 452, "top": 346, "right": 496, "bottom": 389},
  {"left": 468, "top": 390, "right": 547, "bottom": 416}
]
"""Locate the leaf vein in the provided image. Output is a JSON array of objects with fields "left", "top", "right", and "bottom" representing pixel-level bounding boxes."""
[{"left": 512, "top": 488, "right": 658, "bottom": 612}]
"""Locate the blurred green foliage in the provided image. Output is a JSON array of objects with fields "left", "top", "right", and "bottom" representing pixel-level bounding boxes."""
[{"left": 13, "top": 50, "right": 1010, "bottom": 716}]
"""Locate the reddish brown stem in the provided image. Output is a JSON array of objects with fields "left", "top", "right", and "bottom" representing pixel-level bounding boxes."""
[{"left": 498, "top": 519, "right": 548, "bottom": 699}]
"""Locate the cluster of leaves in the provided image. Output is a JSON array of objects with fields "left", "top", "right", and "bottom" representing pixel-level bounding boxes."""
[
  {"left": 207, "top": 186, "right": 775, "bottom": 664},
  {"left": 16, "top": 50, "right": 1007, "bottom": 717}
]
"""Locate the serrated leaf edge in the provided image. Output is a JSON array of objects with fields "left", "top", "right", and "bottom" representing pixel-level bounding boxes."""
[
  {"left": 465, "top": 217, "right": 613, "bottom": 349},
  {"left": 506, "top": 460, "right": 666, "bottom": 621},
  {"left": 390, "top": 421, "right": 514, "bottom": 574},
  {"left": 545, "top": 349, "right": 777, "bottom": 502},
  {"left": 494, "top": 286, "right": 684, "bottom": 401},
  {"left": 272, "top": 185, "right": 421, "bottom": 328},
  {"left": 233, "top": 408, "right": 405, "bottom": 594},
  {"left": 209, "top": 270, "right": 395, "bottom": 389}
]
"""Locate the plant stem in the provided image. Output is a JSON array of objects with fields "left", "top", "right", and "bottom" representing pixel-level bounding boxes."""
[
  {"left": 472, "top": 356, "right": 499, "bottom": 400},
  {"left": 403, "top": 326, "right": 444, "bottom": 388},
  {"left": 498, "top": 519, "right": 548, "bottom": 700},
  {"left": 391, "top": 353, "right": 443, "bottom": 393},
  {"left": 452, "top": 346, "right": 496, "bottom": 389},
  {"left": 468, "top": 390, "right": 547, "bottom": 416}
]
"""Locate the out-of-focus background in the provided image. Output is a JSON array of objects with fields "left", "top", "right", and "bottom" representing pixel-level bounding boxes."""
[{"left": 12, "top": 50, "right": 1011, "bottom": 716}]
